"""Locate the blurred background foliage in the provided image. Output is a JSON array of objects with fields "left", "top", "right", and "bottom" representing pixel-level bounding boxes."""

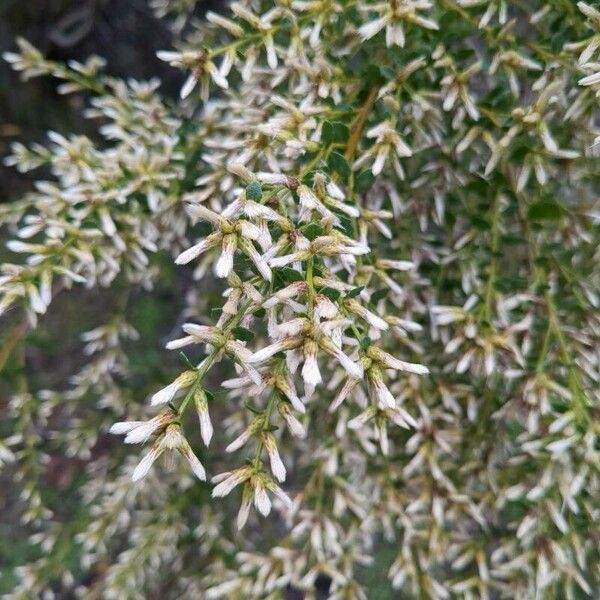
[
  {"left": 0, "top": 1, "right": 207, "bottom": 590},
  {"left": 0, "top": 0, "right": 203, "bottom": 195}
]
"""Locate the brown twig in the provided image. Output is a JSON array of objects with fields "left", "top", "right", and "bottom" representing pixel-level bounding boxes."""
[
  {"left": 344, "top": 87, "right": 379, "bottom": 161},
  {"left": 0, "top": 319, "right": 29, "bottom": 374}
]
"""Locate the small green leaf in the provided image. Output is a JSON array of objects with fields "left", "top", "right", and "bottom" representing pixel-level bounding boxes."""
[
  {"left": 244, "top": 401, "right": 262, "bottom": 414},
  {"left": 328, "top": 151, "right": 351, "bottom": 179},
  {"left": 320, "top": 287, "right": 341, "bottom": 301},
  {"left": 355, "top": 170, "right": 375, "bottom": 193},
  {"left": 254, "top": 307, "right": 266, "bottom": 318},
  {"left": 345, "top": 286, "right": 364, "bottom": 299},
  {"left": 302, "top": 222, "right": 324, "bottom": 241},
  {"left": 246, "top": 181, "right": 263, "bottom": 202},
  {"left": 279, "top": 267, "right": 304, "bottom": 282},
  {"left": 179, "top": 352, "right": 195, "bottom": 370},
  {"left": 233, "top": 326, "right": 255, "bottom": 342},
  {"left": 370, "top": 288, "right": 389, "bottom": 304},
  {"left": 361, "top": 64, "right": 388, "bottom": 86},
  {"left": 528, "top": 200, "right": 565, "bottom": 221},
  {"left": 534, "top": 255, "right": 552, "bottom": 269},
  {"left": 335, "top": 212, "right": 354, "bottom": 237},
  {"left": 211, "top": 307, "right": 223, "bottom": 321},
  {"left": 312, "top": 262, "right": 324, "bottom": 277},
  {"left": 322, "top": 120, "right": 350, "bottom": 145},
  {"left": 360, "top": 336, "right": 372, "bottom": 349}
]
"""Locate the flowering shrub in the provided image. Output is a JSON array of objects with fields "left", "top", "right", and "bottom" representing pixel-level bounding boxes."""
[{"left": 2, "top": 0, "right": 600, "bottom": 597}]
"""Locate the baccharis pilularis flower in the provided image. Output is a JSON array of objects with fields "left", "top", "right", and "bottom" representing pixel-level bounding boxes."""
[{"left": 3, "top": 0, "right": 600, "bottom": 598}]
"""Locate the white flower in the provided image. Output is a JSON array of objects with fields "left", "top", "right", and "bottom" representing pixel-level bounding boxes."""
[
  {"left": 329, "top": 377, "right": 360, "bottom": 412},
  {"left": 367, "top": 346, "right": 429, "bottom": 375},
  {"left": 175, "top": 233, "right": 221, "bottom": 265},
  {"left": 302, "top": 340, "right": 322, "bottom": 395},
  {"left": 267, "top": 481, "right": 293, "bottom": 510},
  {"left": 263, "top": 433, "right": 287, "bottom": 482},
  {"left": 254, "top": 480, "right": 272, "bottom": 516},
  {"left": 194, "top": 388, "right": 213, "bottom": 446},
  {"left": 368, "top": 369, "right": 397, "bottom": 409},
  {"left": 344, "top": 298, "right": 389, "bottom": 331},
  {"left": 278, "top": 402, "right": 306, "bottom": 437},
  {"left": 263, "top": 281, "right": 308, "bottom": 309},
  {"left": 348, "top": 406, "right": 377, "bottom": 430},
  {"left": 132, "top": 446, "right": 162, "bottom": 481},
  {"left": 226, "top": 429, "right": 252, "bottom": 453},
  {"left": 216, "top": 234, "right": 237, "bottom": 278},
  {"left": 150, "top": 370, "right": 197, "bottom": 406},
  {"left": 237, "top": 485, "right": 253, "bottom": 530},
  {"left": 157, "top": 49, "right": 229, "bottom": 100},
  {"left": 180, "top": 324, "right": 223, "bottom": 345},
  {"left": 250, "top": 337, "right": 303, "bottom": 363},
  {"left": 274, "top": 373, "right": 305, "bottom": 414},
  {"left": 131, "top": 425, "right": 206, "bottom": 482},
  {"left": 354, "top": 120, "right": 412, "bottom": 176},
  {"left": 358, "top": 1, "right": 438, "bottom": 48},
  {"left": 110, "top": 410, "right": 174, "bottom": 444},
  {"left": 211, "top": 466, "right": 253, "bottom": 497},
  {"left": 359, "top": 16, "right": 388, "bottom": 42},
  {"left": 319, "top": 336, "right": 363, "bottom": 379}
]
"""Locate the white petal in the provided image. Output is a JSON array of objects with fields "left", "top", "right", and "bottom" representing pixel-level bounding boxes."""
[
  {"left": 132, "top": 448, "right": 160, "bottom": 481},
  {"left": 226, "top": 430, "right": 251, "bottom": 453},
  {"left": 269, "top": 450, "right": 287, "bottom": 482},
  {"left": 199, "top": 411, "right": 214, "bottom": 446},
  {"left": 150, "top": 382, "right": 179, "bottom": 406},
  {"left": 359, "top": 16, "right": 387, "bottom": 41},
  {"left": 175, "top": 239, "right": 213, "bottom": 264},
  {"left": 180, "top": 74, "right": 197, "bottom": 99},
  {"left": 302, "top": 354, "right": 322, "bottom": 388},
  {"left": 109, "top": 421, "right": 143, "bottom": 435},
  {"left": 184, "top": 451, "right": 207, "bottom": 480},
  {"left": 124, "top": 422, "right": 161, "bottom": 444},
  {"left": 254, "top": 486, "right": 272, "bottom": 516}
]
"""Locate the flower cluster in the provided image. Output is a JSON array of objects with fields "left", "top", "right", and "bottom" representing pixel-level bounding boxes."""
[{"left": 2, "top": 0, "right": 600, "bottom": 598}]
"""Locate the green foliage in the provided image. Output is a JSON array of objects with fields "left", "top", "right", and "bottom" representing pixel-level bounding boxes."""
[{"left": 2, "top": 1, "right": 600, "bottom": 598}]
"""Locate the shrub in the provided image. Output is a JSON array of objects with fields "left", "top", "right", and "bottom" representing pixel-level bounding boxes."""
[{"left": 2, "top": 1, "right": 600, "bottom": 598}]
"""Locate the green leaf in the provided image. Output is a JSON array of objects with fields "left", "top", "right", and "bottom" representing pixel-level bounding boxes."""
[
  {"left": 312, "top": 262, "right": 324, "bottom": 277},
  {"left": 246, "top": 181, "right": 263, "bottom": 201},
  {"left": 233, "top": 326, "right": 255, "bottom": 342},
  {"left": 335, "top": 212, "right": 354, "bottom": 237},
  {"left": 179, "top": 352, "right": 195, "bottom": 370},
  {"left": 528, "top": 200, "right": 565, "bottom": 221},
  {"left": 279, "top": 267, "right": 304, "bottom": 282},
  {"left": 302, "top": 222, "right": 324, "bottom": 241},
  {"left": 322, "top": 120, "right": 350, "bottom": 145},
  {"left": 534, "top": 255, "right": 552, "bottom": 269},
  {"left": 361, "top": 64, "right": 388, "bottom": 86},
  {"left": 328, "top": 151, "right": 351, "bottom": 179},
  {"left": 346, "top": 286, "right": 364, "bottom": 299},
  {"left": 244, "top": 401, "right": 262, "bottom": 414},
  {"left": 211, "top": 307, "right": 223, "bottom": 321},
  {"left": 355, "top": 170, "right": 375, "bottom": 193},
  {"left": 320, "top": 287, "right": 341, "bottom": 301},
  {"left": 370, "top": 288, "right": 389, "bottom": 304},
  {"left": 254, "top": 307, "right": 266, "bottom": 319},
  {"left": 360, "top": 336, "right": 372, "bottom": 349}
]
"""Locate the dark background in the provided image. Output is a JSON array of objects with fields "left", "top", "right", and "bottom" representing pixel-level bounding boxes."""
[{"left": 0, "top": 0, "right": 207, "bottom": 198}]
